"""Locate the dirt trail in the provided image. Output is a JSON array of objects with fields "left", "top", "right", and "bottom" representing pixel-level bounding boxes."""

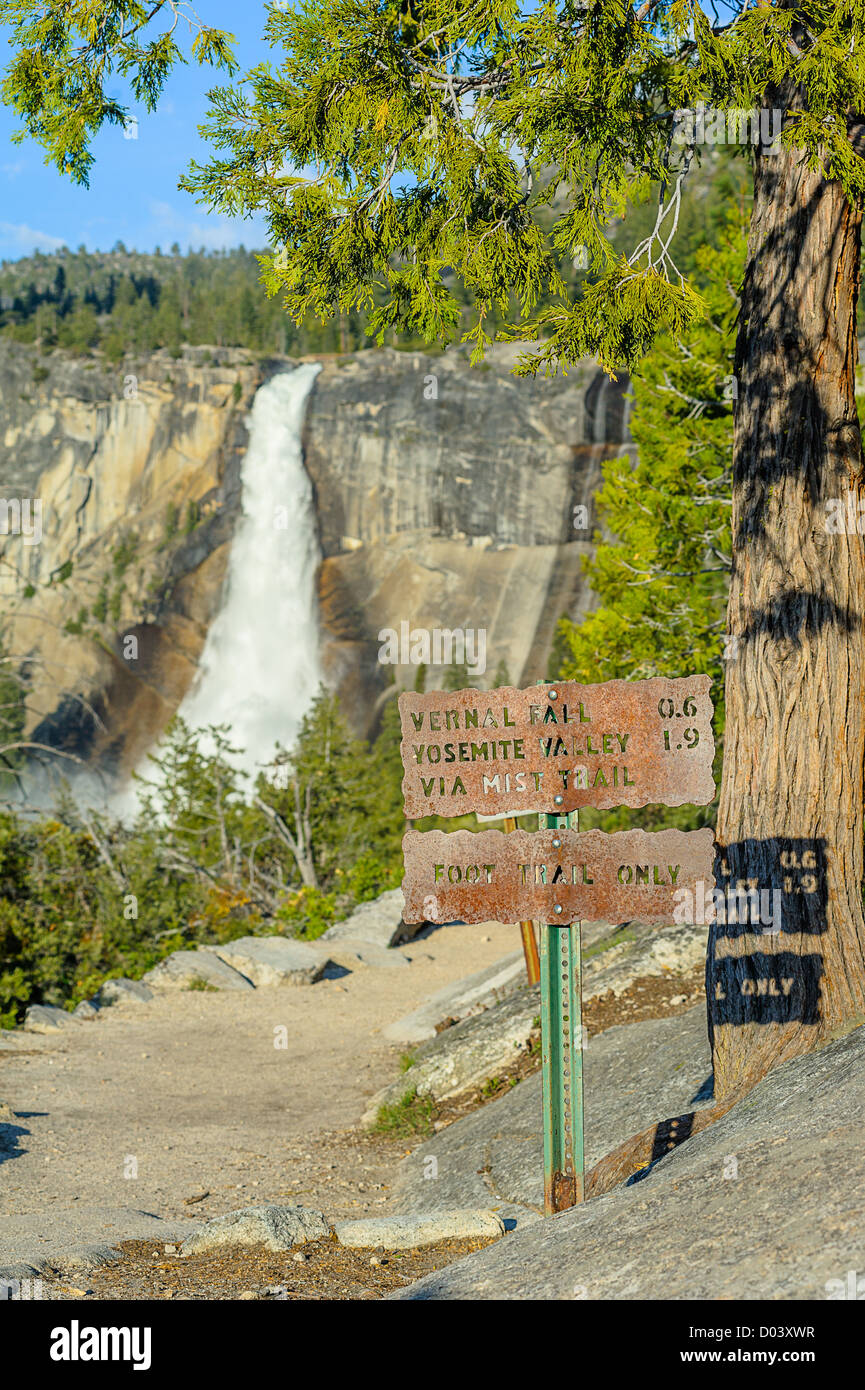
[{"left": 0, "top": 922, "right": 516, "bottom": 1258}]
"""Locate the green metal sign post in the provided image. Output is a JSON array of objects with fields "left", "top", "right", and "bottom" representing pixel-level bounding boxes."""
[{"left": 540, "top": 808, "right": 584, "bottom": 1214}]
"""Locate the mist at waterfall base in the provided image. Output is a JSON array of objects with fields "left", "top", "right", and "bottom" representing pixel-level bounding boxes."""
[
  {"left": 173, "top": 362, "right": 324, "bottom": 787},
  {"left": 20, "top": 364, "right": 324, "bottom": 821}
]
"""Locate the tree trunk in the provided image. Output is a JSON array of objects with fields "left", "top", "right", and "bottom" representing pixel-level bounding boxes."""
[{"left": 710, "top": 111, "right": 865, "bottom": 1098}]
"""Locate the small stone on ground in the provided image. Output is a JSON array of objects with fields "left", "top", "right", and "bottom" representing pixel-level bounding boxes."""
[
  {"left": 143, "top": 951, "right": 253, "bottom": 992},
  {"left": 23, "top": 1004, "right": 83, "bottom": 1033},
  {"left": 180, "top": 1204, "right": 331, "bottom": 1255},
  {"left": 98, "top": 978, "right": 154, "bottom": 1005},
  {"left": 335, "top": 1209, "right": 506, "bottom": 1250}
]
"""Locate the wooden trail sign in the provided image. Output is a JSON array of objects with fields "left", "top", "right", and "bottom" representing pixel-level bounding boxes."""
[
  {"left": 402, "top": 826, "right": 716, "bottom": 927},
  {"left": 399, "top": 675, "right": 715, "bottom": 818},
  {"left": 397, "top": 671, "right": 717, "bottom": 1219}
]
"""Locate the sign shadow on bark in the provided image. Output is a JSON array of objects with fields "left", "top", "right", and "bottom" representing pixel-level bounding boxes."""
[
  {"left": 708, "top": 837, "right": 827, "bottom": 1041},
  {"left": 590, "top": 838, "right": 829, "bottom": 1195}
]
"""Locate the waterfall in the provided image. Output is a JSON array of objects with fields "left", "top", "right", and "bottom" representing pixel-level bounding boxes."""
[
  {"left": 177, "top": 363, "right": 323, "bottom": 782},
  {"left": 592, "top": 374, "right": 611, "bottom": 444}
]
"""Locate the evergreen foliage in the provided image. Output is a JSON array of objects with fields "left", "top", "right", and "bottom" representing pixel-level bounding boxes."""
[
  {"left": 174, "top": 1, "right": 865, "bottom": 374},
  {"left": 558, "top": 207, "right": 744, "bottom": 696},
  {"left": 0, "top": 157, "right": 744, "bottom": 358},
  {"left": 0, "top": 689, "right": 406, "bottom": 1025},
  {"left": 0, "top": 0, "right": 236, "bottom": 186},
  {"left": 3, "top": 3, "right": 864, "bottom": 374},
  {"left": 0, "top": 629, "right": 27, "bottom": 793},
  {"left": 0, "top": 245, "right": 369, "bottom": 357}
]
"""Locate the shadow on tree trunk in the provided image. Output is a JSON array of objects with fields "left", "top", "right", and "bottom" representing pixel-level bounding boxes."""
[{"left": 583, "top": 833, "right": 859, "bottom": 1197}]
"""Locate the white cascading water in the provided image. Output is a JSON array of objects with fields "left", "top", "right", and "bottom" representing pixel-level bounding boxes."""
[{"left": 177, "top": 362, "right": 323, "bottom": 782}]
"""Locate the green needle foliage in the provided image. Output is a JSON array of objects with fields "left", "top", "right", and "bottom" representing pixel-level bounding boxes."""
[
  {"left": 0, "top": 629, "right": 27, "bottom": 794},
  {"left": 0, "top": 0, "right": 237, "bottom": 185},
  {"left": 0, "top": 245, "right": 373, "bottom": 357},
  {"left": 173, "top": 0, "right": 865, "bottom": 375},
  {"left": 558, "top": 207, "right": 745, "bottom": 702},
  {"left": 5, "top": 3, "right": 864, "bottom": 375}
]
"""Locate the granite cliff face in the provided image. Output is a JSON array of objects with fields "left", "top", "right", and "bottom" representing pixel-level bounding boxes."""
[
  {"left": 304, "top": 347, "right": 630, "bottom": 729},
  {"left": 0, "top": 340, "right": 630, "bottom": 783},
  {"left": 0, "top": 341, "right": 260, "bottom": 780}
]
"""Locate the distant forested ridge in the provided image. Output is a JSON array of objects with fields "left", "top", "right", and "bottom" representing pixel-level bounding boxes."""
[
  {"left": 0, "top": 244, "right": 369, "bottom": 358},
  {"left": 0, "top": 156, "right": 749, "bottom": 361}
]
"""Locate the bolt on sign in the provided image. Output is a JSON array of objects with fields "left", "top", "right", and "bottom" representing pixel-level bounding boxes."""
[
  {"left": 402, "top": 826, "right": 717, "bottom": 927},
  {"left": 398, "top": 675, "right": 715, "bottom": 818}
]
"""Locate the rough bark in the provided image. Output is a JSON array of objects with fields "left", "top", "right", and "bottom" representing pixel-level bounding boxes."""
[{"left": 710, "top": 109, "right": 865, "bottom": 1098}]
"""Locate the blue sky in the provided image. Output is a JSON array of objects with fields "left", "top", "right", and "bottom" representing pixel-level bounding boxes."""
[{"left": 0, "top": 2, "right": 276, "bottom": 263}]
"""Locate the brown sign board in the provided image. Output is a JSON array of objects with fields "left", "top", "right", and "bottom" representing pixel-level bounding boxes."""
[
  {"left": 402, "top": 826, "right": 717, "bottom": 927},
  {"left": 399, "top": 676, "right": 715, "bottom": 818}
]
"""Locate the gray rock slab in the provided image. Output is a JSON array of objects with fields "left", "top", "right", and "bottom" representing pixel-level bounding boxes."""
[
  {"left": 143, "top": 950, "right": 254, "bottom": 992},
  {"left": 369, "top": 919, "right": 704, "bottom": 1122},
  {"left": 380, "top": 919, "right": 697, "bottom": 1051},
  {"left": 97, "top": 978, "right": 154, "bottom": 1005},
  {"left": 335, "top": 1210, "right": 505, "bottom": 1250},
  {"left": 320, "top": 887, "right": 420, "bottom": 949},
  {"left": 580, "top": 919, "right": 619, "bottom": 952},
  {"left": 391, "top": 1020, "right": 865, "bottom": 1300},
  {"left": 584, "top": 921, "right": 707, "bottom": 1000},
  {"left": 323, "top": 939, "right": 409, "bottom": 971},
  {"left": 383, "top": 951, "right": 527, "bottom": 1043},
  {"left": 364, "top": 986, "right": 541, "bottom": 1125},
  {"left": 180, "top": 1204, "right": 331, "bottom": 1255},
  {"left": 205, "top": 937, "right": 330, "bottom": 987},
  {"left": 0, "top": 1208, "right": 199, "bottom": 1280},
  {"left": 23, "top": 1004, "right": 80, "bottom": 1034},
  {"left": 389, "top": 1004, "right": 712, "bottom": 1227}
]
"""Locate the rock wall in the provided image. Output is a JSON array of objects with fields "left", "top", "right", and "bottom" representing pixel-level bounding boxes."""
[
  {"left": 0, "top": 342, "right": 260, "bottom": 779},
  {"left": 305, "top": 346, "right": 630, "bottom": 733},
  {"left": 0, "top": 340, "right": 630, "bottom": 783}
]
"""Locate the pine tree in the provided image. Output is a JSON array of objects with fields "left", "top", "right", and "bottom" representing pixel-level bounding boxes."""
[
  {"left": 559, "top": 209, "right": 744, "bottom": 698},
  {"left": 556, "top": 210, "right": 745, "bottom": 834},
  {"left": 0, "top": 630, "right": 27, "bottom": 794},
  {"left": 441, "top": 661, "right": 471, "bottom": 691}
]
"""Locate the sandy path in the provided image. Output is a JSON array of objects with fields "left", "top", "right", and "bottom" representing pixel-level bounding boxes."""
[{"left": 0, "top": 921, "right": 516, "bottom": 1265}]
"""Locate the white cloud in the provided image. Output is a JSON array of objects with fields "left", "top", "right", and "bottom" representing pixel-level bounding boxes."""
[
  {"left": 1, "top": 162, "right": 26, "bottom": 179},
  {"left": 0, "top": 221, "right": 65, "bottom": 252},
  {"left": 147, "top": 199, "right": 264, "bottom": 251}
]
